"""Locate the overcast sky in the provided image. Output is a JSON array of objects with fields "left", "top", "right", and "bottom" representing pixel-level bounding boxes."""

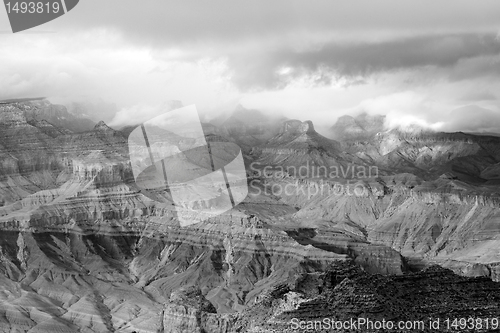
[{"left": 1, "top": 0, "right": 500, "bottom": 133}]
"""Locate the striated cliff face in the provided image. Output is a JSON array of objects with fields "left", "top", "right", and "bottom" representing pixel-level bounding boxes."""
[
  {"left": 0, "top": 104, "right": 30, "bottom": 126},
  {"left": 162, "top": 287, "right": 237, "bottom": 333},
  {"left": 262, "top": 174, "right": 500, "bottom": 281},
  {"left": 0, "top": 100, "right": 129, "bottom": 212},
  {"left": 0, "top": 221, "right": 378, "bottom": 332}
]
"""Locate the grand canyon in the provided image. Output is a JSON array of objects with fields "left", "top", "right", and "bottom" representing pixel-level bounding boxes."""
[{"left": 0, "top": 98, "right": 499, "bottom": 332}]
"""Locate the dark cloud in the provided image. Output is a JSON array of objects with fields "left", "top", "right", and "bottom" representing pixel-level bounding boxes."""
[
  {"left": 43, "top": 0, "right": 500, "bottom": 91},
  {"left": 448, "top": 53, "right": 500, "bottom": 81},
  {"left": 227, "top": 33, "right": 500, "bottom": 89},
  {"left": 3, "top": 0, "right": 498, "bottom": 93},
  {"left": 52, "top": 0, "right": 500, "bottom": 46}
]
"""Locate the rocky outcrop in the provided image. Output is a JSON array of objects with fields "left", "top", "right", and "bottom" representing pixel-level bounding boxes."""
[
  {"left": 246, "top": 262, "right": 500, "bottom": 333},
  {"left": 162, "top": 287, "right": 237, "bottom": 333}
]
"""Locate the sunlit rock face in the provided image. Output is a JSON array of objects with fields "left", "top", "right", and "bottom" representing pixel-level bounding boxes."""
[{"left": 1, "top": 100, "right": 500, "bottom": 332}]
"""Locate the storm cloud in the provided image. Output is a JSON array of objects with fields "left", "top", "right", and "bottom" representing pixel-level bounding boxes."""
[{"left": 227, "top": 33, "right": 500, "bottom": 89}]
